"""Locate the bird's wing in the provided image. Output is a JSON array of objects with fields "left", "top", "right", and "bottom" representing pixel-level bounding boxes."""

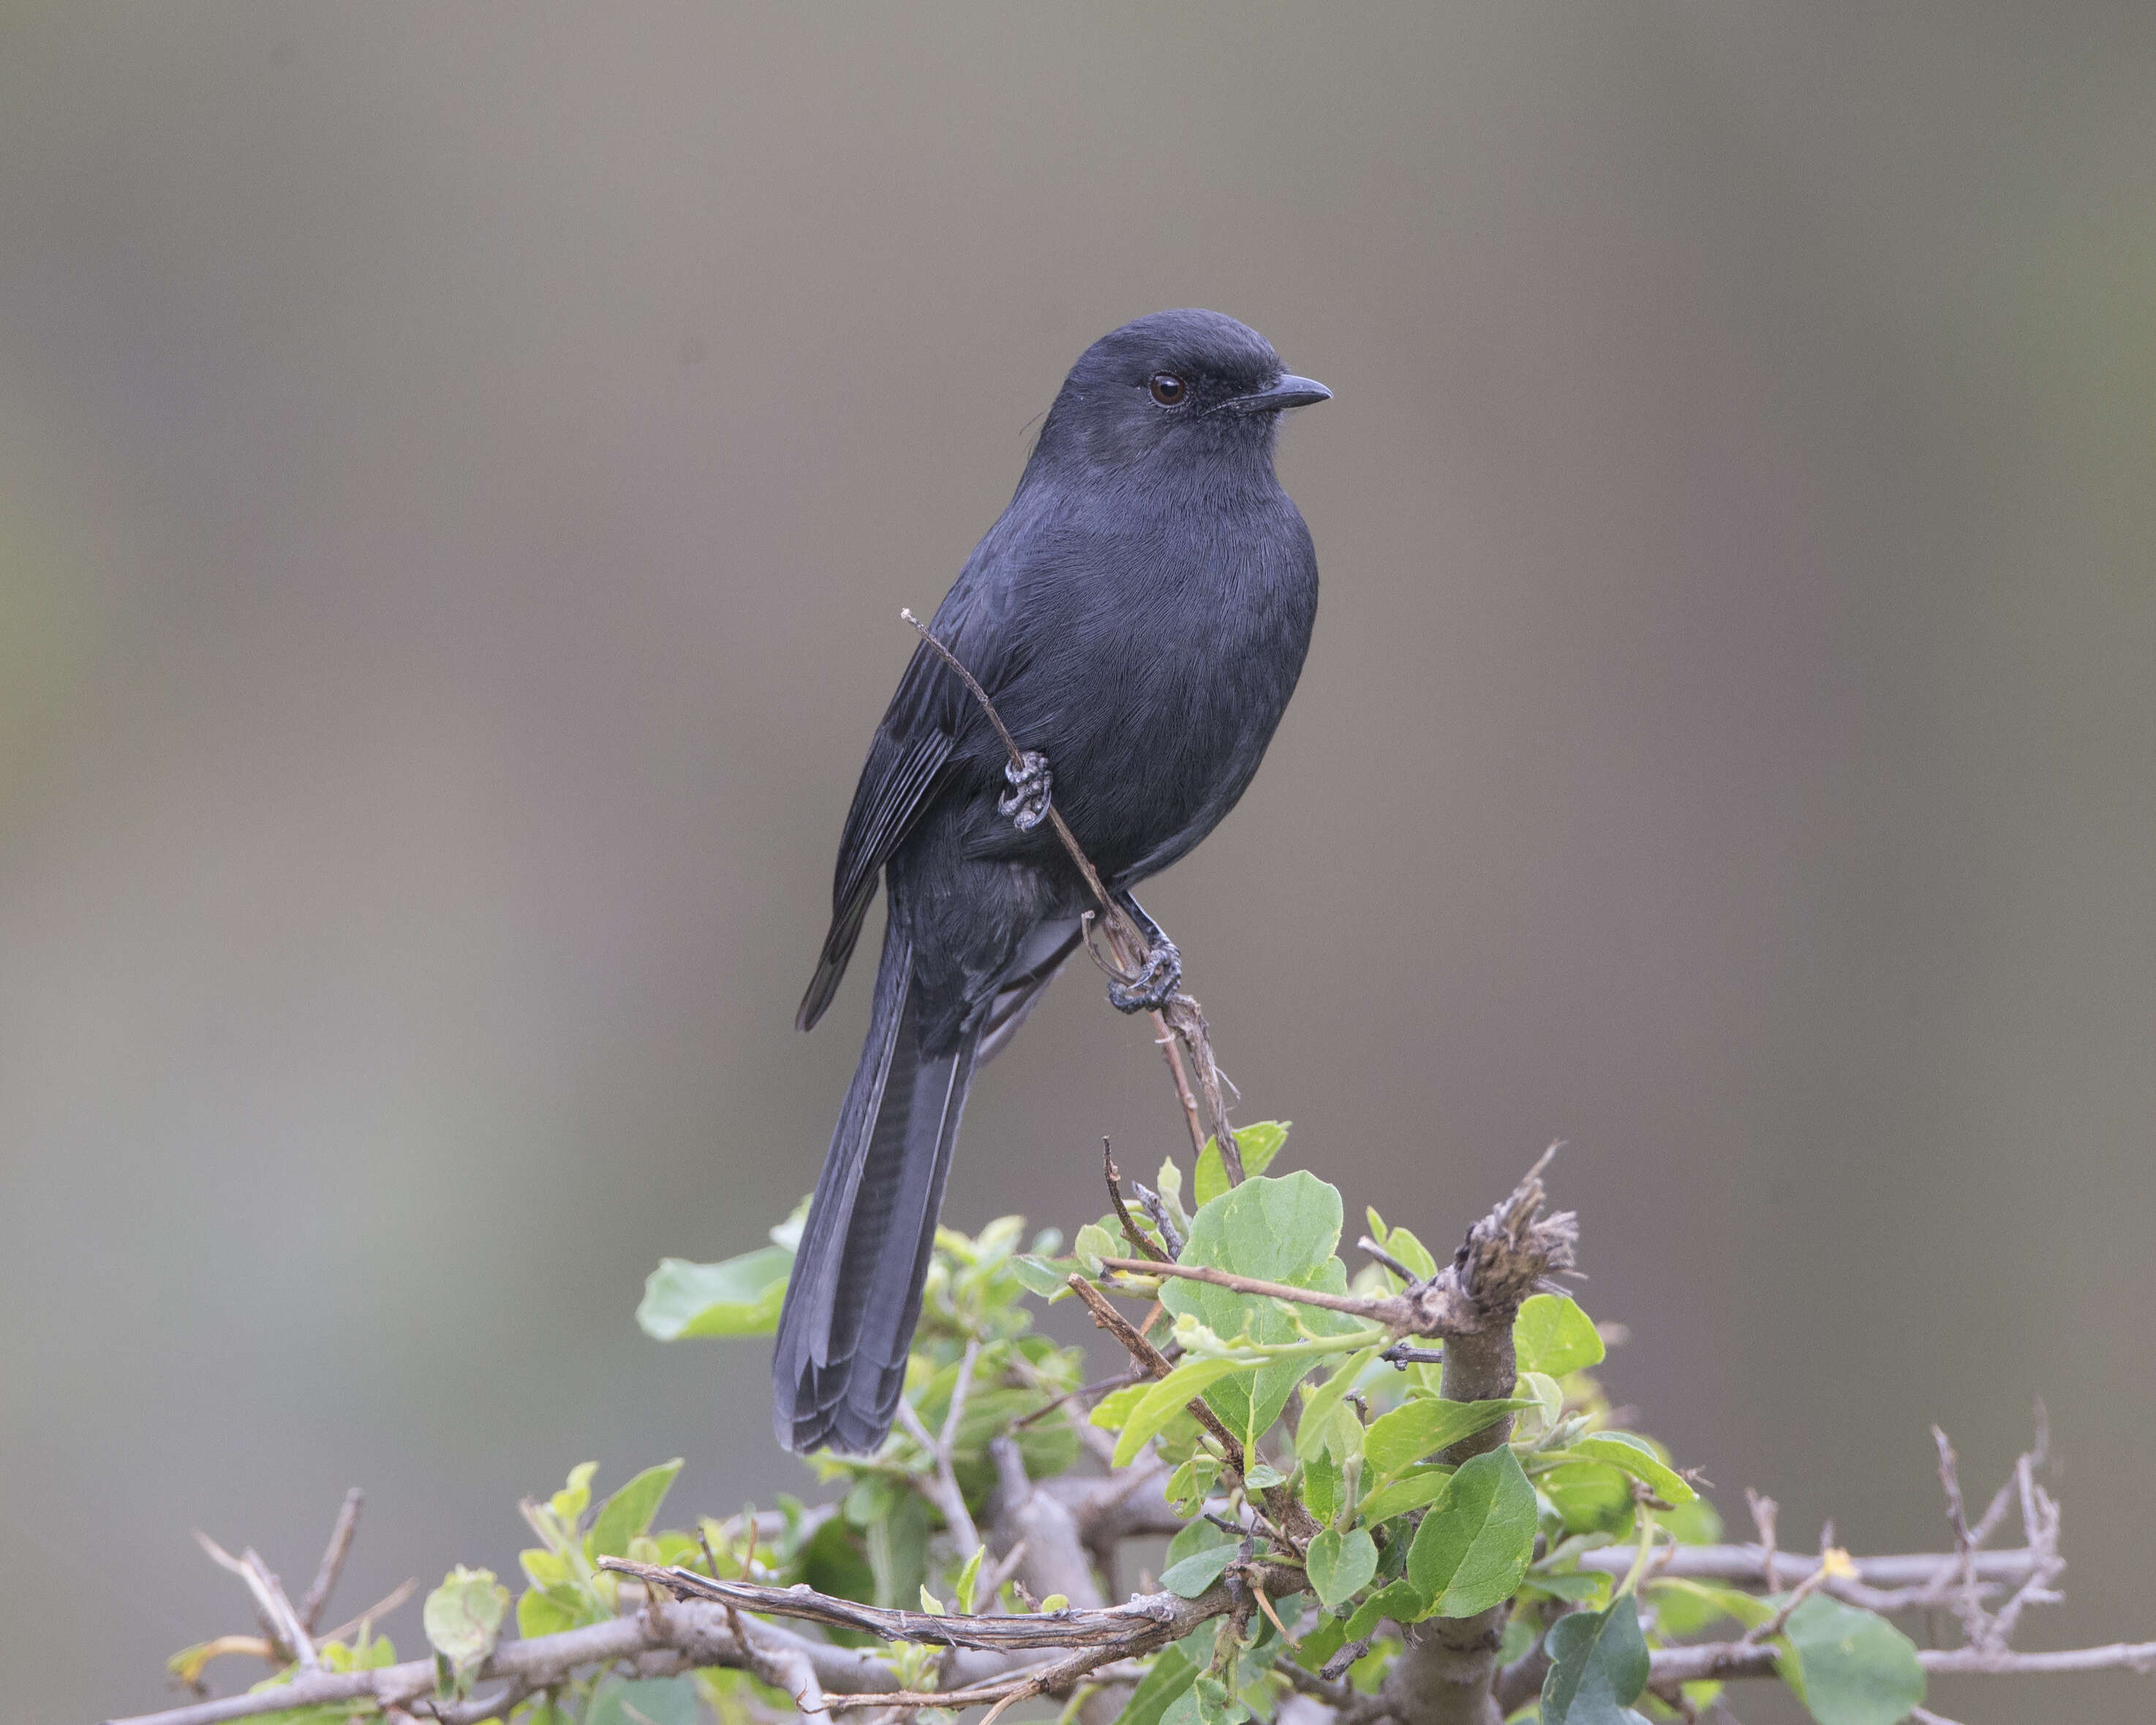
[{"left": 796, "top": 567, "right": 1027, "bottom": 1031}]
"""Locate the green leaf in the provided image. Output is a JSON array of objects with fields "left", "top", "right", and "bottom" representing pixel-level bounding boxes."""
[
  {"left": 1776, "top": 1593, "right": 1926, "bottom": 1725},
  {"left": 1090, "top": 1381, "right": 1151, "bottom": 1430},
  {"left": 1355, "top": 1466, "right": 1455, "bottom": 1527},
  {"left": 1382, "top": 1225, "right": 1439, "bottom": 1282},
  {"left": 1161, "top": 1542, "right": 1240, "bottom": 1598},
  {"left": 422, "top": 1566, "right": 509, "bottom": 1677},
  {"left": 1563, "top": 1433, "right": 1696, "bottom": 1506},
  {"left": 1513, "top": 1295, "right": 1605, "bottom": 1378},
  {"left": 1406, "top": 1447, "right": 1538, "bottom": 1617},
  {"left": 1166, "top": 1453, "right": 1221, "bottom": 1515},
  {"left": 550, "top": 1461, "right": 598, "bottom": 1526},
  {"left": 638, "top": 1247, "right": 793, "bottom": 1339},
  {"left": 1195, "top": 1121, "right": 1292, "bottom": 1205},
  {"left": 1342, "top": 1578, "right": 1424, "bottom": 1642},
  {"left": 1541, "top": 1595, "right": 1650, "bottom": 1724},
  {"left": 1294, "top": 1612, "right": 1346, "bottom": 1672},
  {"left": 1305, "top": 1527, "right": 1379, "bottom": 1609},
  {"left": 1011, "top": 1253, "right": 1074, "bottom": 1297},
  {"left": 1300, "top": 1448, "right": 1342, "bottom": 1526},
  {"left": 1646, "top": 1576, "right": 1773, "bottom": 1639},
  {"left": 1115, "top": 1647, "right": 1199, "bottom": 1725},
  {"left": 1074, "top": 1222, "right": 1120, "bottom": 1274},
  {"left": 516, "top": 1583, "right": 585, "bottom": 1639},
  {"left": 1163, "top": 1172, "right": 1360, "bottom": 1448},
  {"left": 588, "top": 1459, "right": 685, "bottom": 1560},
  {"left": 1362, "top": 1398, "right": 1531, "bottom": 1481},
  {"left": 1179, "top": 1671, "right": 1252, "bottom": 1725},
  {"left": 1521, "top": 1569, "right": 1611, "bottom": 1606},
  {"left": 1294, "top": 1347, "right": 1382, "bottom": 1461},
  {"left": 1518, "top": 1370, "right": 1565, "bottom": 1434},
  {"left": 1194, "top": 1146, "right": 1231, "bottom": 1210},
  {"left": 1166, "top": 1517, "right": 1235, "bottom": 1566},
  {"left": 1540, "top": 1461, "right": 1635, "bottom": 1536},
  {"left": 954, "top": 1544, "right": 984, "bottom": 1615},
  {"left": 1113, "top": 1356, "right": 1248, "bottom": 1467},
  {"left": 587, "top": 1676, "right": 701, "bottom": 1725}
]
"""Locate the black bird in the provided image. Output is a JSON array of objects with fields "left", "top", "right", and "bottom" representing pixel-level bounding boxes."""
[{"left": 774, "top": 309, "right": 1329, "bottom": 1454}]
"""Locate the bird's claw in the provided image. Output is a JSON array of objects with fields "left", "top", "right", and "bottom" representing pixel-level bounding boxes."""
[
  {"left": 998, "top": 750, "right": 1052, "bottom": 832},
  {"left": 1107, "top": 935, "right": 1182, "bottom": 1014}
]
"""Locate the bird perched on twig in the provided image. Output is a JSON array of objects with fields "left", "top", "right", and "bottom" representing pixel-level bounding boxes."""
[{"left": 776, "top": 309, "right": 1330, "bottom": 1454}]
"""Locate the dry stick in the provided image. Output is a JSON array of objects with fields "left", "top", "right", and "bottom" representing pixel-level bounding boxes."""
[
  {"left": 1646, "top": 1638, "right": 2156, "bottom": 1686},
  {"left": 194, "top": 1534, "right": 317, "bottom": 1672},
  {"left": 894, "top": 1342, "right": 983, "bottom": 1562},
  {"left": 1096, "top": 1258, "right": 1399, "bottom": 1320},
  {"left": 1067, "top": 1274, "right": 1318, "bottom": 1547},
  {"left": 1067, "top": 1274, "right": 1248, "bottom": 1471},
  {"left": 608, "top": 1560, "right": 1286, "bottom": 1653},
  {"left": 297, "top": 1489, "right": 363, "bottom": 1634},
  {"left": 900, "top": 608, "right": 1242, "bottom": 1182},
  {"left": 1153, "top": 1013, "right": 1208, "bottom": 1158},
  {"left": 1105, "top": 1141, "right": 1172, "bottom": 1265},
  {"left": 314, "top": 1577, "right": 419, "bottom": 1648}
]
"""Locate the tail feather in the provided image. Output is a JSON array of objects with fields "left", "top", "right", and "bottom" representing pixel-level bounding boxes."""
[{"left": 773, "top": 925, "right": 979, "bottom": 1454}]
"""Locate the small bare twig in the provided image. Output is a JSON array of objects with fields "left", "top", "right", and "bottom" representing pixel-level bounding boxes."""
[
  {"left": 900, "top": 607, "right": 1242, "bottom": 1180},
  {"left": 1355, "top": 1236, "right": 1419, "bottom": 1287},
  {"left": 1986, "top": 1449, "right": 2065, "bottom": 1650},
  {"left": 1132, "top": 1184, "right": 1186, "bottom": 1260},
  {"left": 1010, "top": 1368, "right": 1146, "bottom": 1430},
  {"left": 1066, "top": 1274, "right": 1248, "bottom": 1471},
  {"left": 1153, "top": 1015, "right": 1208, "bottom": 1159},
  {"left": 193, "top": 1533, "right": 317, "bottom": 1671},
  {"left": 1647, "top": 1637, "right": 2156, "bottom": 1685},
  {"left": 297, "top": 1489, "right": 362, "bottom": 1633},
  {"left": 1096, "top": 1256, "right": 1388, "bottom": 1317},
  {"left": 1105, "top": 1141, "right": 1171, "bottom": 1264},
  {"left": 315, "top": 1577, "right": 419, "bottom": 1647},
  {"left": 895, "top": 1343, "right": 983, "bottom": 1561},
  {"left": 1746, "top": 1487, "right": 1779, "bottom": 1596}
]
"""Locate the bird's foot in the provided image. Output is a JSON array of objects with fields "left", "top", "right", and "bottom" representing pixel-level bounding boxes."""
[
  {"left": 1107, "top": 933, "right": 1182, "bottom": 1014},
  {"left": 998, "top": 750, "right": 1052, "bottom": 832}
]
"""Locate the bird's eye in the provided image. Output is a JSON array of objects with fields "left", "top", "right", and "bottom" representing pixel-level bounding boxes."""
[{"left": 1148, "top": 372, "right": 1187, "bottom": 407}]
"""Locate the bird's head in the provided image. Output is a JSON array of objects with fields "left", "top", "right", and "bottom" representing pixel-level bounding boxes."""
[{"left": 1028, "top": 309, "right": 1330, "bottom": 478}]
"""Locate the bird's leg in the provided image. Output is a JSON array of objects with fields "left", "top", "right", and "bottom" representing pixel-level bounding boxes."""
[
  {"left": 998, "top": 750, "right": 1052, "bottom": 832},
  {"left": 1106, "top": 891, "right": 1182, "bottom": 1013}
]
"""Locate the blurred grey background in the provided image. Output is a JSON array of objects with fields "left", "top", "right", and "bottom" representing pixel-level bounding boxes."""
[{"left": 1, "top": 6, "right": 2150, "bottom": 1720}]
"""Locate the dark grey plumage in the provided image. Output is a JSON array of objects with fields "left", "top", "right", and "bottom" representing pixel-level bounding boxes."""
[{"left": 774, "top": 309, "right": 1328, "bottom": 1454}]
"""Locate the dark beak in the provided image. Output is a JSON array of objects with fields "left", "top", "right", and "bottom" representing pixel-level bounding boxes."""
[{"left": 1218, "top": 373, "right": 1333, "bottom": 415}]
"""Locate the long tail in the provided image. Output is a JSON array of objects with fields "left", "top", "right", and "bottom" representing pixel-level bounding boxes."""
[{"left": 772, "top": 922, "right": 978, "bottom": 1454}]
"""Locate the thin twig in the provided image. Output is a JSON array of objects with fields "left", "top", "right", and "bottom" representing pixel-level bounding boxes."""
[
  {"left": 1355, "top": 1236, "right": 1420, "bottom": 1288},
  {"left": 1066, "top": 1275, "right": 1248, "bottom": 1471},
  {"left": 1010, "top": 1369, "right": 1146, "bottom": 1430},
  {"left": 298, "top": 1489, "right": 363, "bottom": 1633},
  {"left": 315, "top": 1577, "right": 419, "bottom": 1647},
  {"left": 896, "top": 1345, "right": 983, "bottom": 1563},
  {"left": 1647, "top": 1638, "right": 2156, "bottom": 1685},
  {"left": 1132, "top": 1185, "right": 1186, "bottom": 1261},
  {"left": 900, "top": 607, "right": 1243, "bottom": 1180},
  {"left": 194, "top": 1533, "right": 317, "bottom": 1671},
  {"left": 1097, "top": 1256, "right": 1390, "bottom": 1318},
  {"left": 1105, "top": 1141, "right": 1170, "bottom": 1264},
  {"left": 1154, "top": 1015, "right": 1207, "bottom": 1159}
]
